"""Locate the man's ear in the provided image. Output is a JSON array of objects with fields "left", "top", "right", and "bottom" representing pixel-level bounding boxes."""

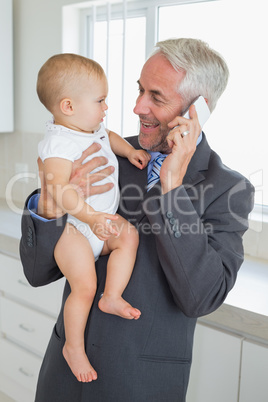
[{"left": 60, "top": 99, "right": 74, "bottom": 115}]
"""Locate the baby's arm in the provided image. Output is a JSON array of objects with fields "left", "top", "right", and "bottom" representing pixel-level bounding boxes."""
[
  {"left": 108, "top": 130, "right": 151, "bottom": 170},
  {"left": 43, "top": 157, "right": 118, "bottom": 240}
]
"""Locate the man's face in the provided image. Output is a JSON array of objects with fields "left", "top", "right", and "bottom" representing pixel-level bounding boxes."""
[{"left": 134, "top": 53, "right": 186, "bottom": 154}]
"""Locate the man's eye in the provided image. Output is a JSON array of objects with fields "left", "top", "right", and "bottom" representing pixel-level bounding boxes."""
[
  {"left": 152, "top": 96, "right": 162, "bottom": 103},
  {"left": 98, "top": 99, "right": 105, "bottom": 103},
  {"left": 138, "top": 88, "right": 144, "bottom": 95}
]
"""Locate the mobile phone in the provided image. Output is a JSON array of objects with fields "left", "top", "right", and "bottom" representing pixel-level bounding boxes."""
[{"left": 183, "top": 95, "right": 210, "bottom": 129}]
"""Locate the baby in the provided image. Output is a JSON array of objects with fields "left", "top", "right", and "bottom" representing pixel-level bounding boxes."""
[{"left": 36, "top": 53, "right": 150, "bottom": 383}]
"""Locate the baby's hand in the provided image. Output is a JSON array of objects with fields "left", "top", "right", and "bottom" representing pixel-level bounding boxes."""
[
  {"left": 87, "top": 212, "right": 119, "bottom": 241},
  {"left": 128, "top": 149, "right": 151, "bottom": 170}
]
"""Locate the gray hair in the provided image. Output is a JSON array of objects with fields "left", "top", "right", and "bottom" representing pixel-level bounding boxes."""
[{"left": 152, "top": 38, "right": 229, "bottom": 112}]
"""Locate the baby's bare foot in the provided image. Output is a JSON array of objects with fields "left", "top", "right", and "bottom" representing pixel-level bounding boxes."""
[
  {"left": 98, "top": 295, "right": 141, "bottom": 320},
  {"left": 63, "top": 344, "right": 97, "bottom": 382}
]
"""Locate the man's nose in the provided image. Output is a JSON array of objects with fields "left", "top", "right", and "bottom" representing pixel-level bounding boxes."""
[{"left": 133, "top": 96, "right": 150, "bottom": 115}]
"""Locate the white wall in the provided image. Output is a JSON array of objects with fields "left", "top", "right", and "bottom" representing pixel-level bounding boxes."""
[{"left": 13, "top": 0, "right": 86, "bottom": 133}]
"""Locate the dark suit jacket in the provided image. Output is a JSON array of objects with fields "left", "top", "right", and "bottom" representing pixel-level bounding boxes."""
[{"left": 20, "top": 134, "right": 254, "bottom": 402}]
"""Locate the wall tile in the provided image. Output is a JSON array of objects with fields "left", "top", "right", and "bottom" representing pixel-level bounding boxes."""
[
  {"left": 0, "top": 134, "right": 7, "bottom": 168},
  {"left": 1, "top": 130, "right": 41, "bottom": 205},
  {"left": 243, "top": 228, "right": 259, "bottom": 257},
  {"left": 256, "top": 223, "right": 268, "bottom": 260}
]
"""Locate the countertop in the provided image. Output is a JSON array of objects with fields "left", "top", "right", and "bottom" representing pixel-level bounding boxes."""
[{"left": 1, "top": 199, "right": 268, "bottom": 344}]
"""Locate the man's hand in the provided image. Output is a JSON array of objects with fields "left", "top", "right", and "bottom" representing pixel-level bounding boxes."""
[
  {"left": 160, "top": 105, "right": 201, "bottom": 194},
  {"left": 37, "top": 142, "right": 114, "bottom": 219},
  {"left": 70, "top": 142, "right": 115, "bottom": 197}
]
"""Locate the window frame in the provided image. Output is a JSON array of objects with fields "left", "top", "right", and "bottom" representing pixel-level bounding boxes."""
[{"left": 79, "top": 0, "right": 218, "bottom": 59}]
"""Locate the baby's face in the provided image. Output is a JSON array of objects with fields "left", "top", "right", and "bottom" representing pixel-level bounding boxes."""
[{"left": 72, "top": 75, "right": 108, "bottom": 133}]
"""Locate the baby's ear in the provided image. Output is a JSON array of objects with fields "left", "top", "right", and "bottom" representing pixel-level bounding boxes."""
[{"left": 60, "top": 98, "right": 74, "bottom": 115}]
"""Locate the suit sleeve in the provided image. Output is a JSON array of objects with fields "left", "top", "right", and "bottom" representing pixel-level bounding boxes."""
[
  {"left": 145, "top": 178, "right": 254, "bottom": 318},
  {"left": 19, "top": 190, "right": 67, "bottom": 287}
]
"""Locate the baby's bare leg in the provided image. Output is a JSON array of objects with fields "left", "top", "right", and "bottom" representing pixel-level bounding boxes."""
[
  {"left": 54, "top": 223, "right": 97, "bottom": 382},
  {"left": 98, "top": 215, "right": 141, "bottom": 319}
]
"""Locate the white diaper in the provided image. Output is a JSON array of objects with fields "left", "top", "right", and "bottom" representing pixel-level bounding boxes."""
[{"left": 67, "top": 215, "right": 104, "bottom": 261}]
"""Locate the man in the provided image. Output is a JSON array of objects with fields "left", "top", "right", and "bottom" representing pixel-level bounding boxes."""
[{"left": 20, "top": 38, "right": 254, "bottom": 402}]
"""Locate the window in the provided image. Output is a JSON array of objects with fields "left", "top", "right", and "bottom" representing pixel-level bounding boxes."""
[
  {"left": 79, "top": 1, "right": 148, "bottom": 137},
  {"left": 63, "top": 0, "right": 267, "bottom": 206},
  {"left": 90, "top": 14, "right": 146, "bottom": 136}
]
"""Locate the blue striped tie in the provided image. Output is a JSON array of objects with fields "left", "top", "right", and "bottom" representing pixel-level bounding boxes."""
[{"left": 147, "top": 155, "right": 165, "bottom": 191}]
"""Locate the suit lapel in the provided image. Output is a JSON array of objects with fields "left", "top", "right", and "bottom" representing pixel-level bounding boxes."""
[
  {"left": 118, "top": 154, "right": 147, "bottom": 214},
  {"left": 183, "top": 133, "right": 211, "bottom": 188},
  {"left": 118, "top": 136, "right": 147, "bottom": 220}
]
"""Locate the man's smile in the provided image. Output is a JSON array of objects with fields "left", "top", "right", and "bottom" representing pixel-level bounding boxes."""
[{"left": 139, "top": 118, "right": 160, "bottom": 133}]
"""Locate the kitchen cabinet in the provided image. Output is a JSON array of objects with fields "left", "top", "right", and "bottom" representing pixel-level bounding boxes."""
[
  {"left": 0, "top": 0, "right": 13, "bottom": 132},
  {"left": 239, "top": 340, "right": 268, "bottom": 402},
  {"left": 187, "top": 323, "right": 242, "bottom": 402},
  {"left": 187, "top": 323, "right": 268, "bottom": 402},
  {"left": 0, "top": 253, "right": 64, "bottom": 402}
]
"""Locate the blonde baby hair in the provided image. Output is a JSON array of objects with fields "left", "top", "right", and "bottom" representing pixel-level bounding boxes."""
[{"left": 37, "top": 53, "right": 105, "bottom": 113}]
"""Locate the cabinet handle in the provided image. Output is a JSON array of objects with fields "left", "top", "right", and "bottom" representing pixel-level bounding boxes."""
[
  {"left": 19, "top": 323, "right": 35, "bottom": 333},
  {"left": 18, "top": 278, "right": 30, "bottom": 287},
  {"left": 19, "top": 367, "right": 34, "bottom": 377}
]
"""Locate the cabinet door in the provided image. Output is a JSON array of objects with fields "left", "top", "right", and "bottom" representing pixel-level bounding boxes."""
[
  {"left": 0, "top": 338, "right": 41, "bottom": 394},
  {"left": 0, "top": 253, "right": 64, "bottom": 316},
  {"left": 239, "top": 340, "right": 268, "bottom": 402},
  {"left": 187, "top": 323, "right": 242, "bottom": 402},
  {"left": 0, "top": 298, "right": 56, "bottom": 356}
]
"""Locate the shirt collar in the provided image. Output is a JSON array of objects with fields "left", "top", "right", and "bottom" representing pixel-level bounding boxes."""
[{"left": 147, "top": 132, "right": 203, "bottom": 178}]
